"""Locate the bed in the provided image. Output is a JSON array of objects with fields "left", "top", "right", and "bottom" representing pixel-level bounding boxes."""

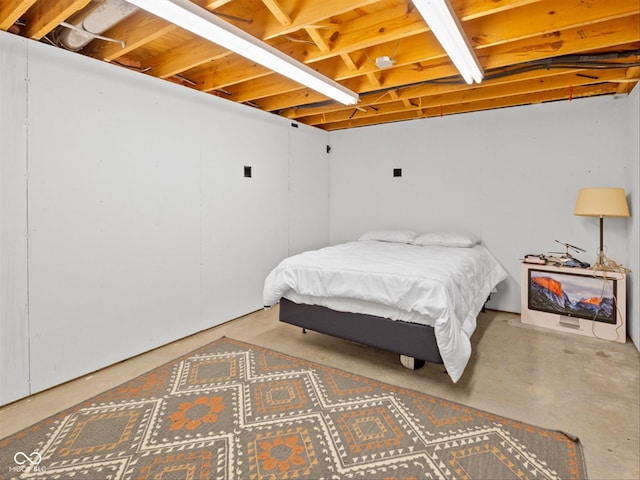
[{"left": 263, "top": 230, "right": 508, "bottom": 382}]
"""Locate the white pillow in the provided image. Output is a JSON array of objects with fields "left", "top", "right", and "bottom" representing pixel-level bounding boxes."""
[
  {"left": 359, "top": 229, "right": 418, "bottom": 244},
  {"left": 413, "top": 231, "right": 479, "bottom": 248}
]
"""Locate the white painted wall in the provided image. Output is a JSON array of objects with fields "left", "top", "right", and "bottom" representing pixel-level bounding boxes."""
[
  {"left": 329, "top": 94, "right": 639, "bottom": 347},
  {"left": 625, "top": 84, "right": 639, "bottom": 347},
  {"left": 2, "top": 29, "right": 638, "bottom": 405},
  {"left": 0, "top": 31, "right": 330, "bottom": 403},
  {"left": 287, "top": 124, "right": 330, "bottom": 255},
  {"left": 0, "top": 33, "right": 30, "bottom": 404}
]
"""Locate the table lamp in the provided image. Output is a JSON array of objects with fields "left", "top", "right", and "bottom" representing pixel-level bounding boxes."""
[{"left": 574, "top": 187, "right": 630, "bottom": 269}]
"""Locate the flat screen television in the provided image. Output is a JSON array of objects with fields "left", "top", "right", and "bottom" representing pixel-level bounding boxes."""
[{"left": 528, "top": 268, "right": 617, "bottom": 324}]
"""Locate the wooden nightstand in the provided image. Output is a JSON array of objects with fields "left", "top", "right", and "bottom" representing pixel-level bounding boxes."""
[{"left": 521, "top": 262, "right": 626, "bottom": 343}]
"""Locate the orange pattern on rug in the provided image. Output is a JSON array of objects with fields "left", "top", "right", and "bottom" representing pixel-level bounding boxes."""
[{"left": 0, "top": 337, "right": 587, "bottom": 479}]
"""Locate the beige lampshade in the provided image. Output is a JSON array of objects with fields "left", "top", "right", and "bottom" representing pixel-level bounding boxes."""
[{"left": 574, "top": 188, "right": 630, "bottom": 217}]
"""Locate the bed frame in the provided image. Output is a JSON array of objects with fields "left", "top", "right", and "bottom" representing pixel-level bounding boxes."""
[{"left": 279, "top": 297, "right": 443, "bottom": 368}]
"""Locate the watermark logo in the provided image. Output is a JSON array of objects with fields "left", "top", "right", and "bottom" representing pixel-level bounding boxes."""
[
  {"left": 14, "top": 451, "right": 41, "bottom": 465},
  {"left": 10, "top": 451, "right": 46, "bottom": 473}
]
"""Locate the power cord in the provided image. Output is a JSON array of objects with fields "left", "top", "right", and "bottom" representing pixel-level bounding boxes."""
[
  {"left": 591, "top": 246, "right": 631, "bottom": 275},
  {"left": 589, "top": 249, "right": 630, "bottom": 342}
]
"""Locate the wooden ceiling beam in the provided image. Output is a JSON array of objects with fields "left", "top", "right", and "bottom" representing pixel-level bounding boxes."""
[
  {"left": 79, "top": 1, "right": 374, "bottom": 84},
  {"left": 426, "top": 83, "right": 620, "bottom": 115},
  {"left": 141, "top": 36, "right": 231, "bottom": 78},
  {"left": 291, "top": 0, "right": 550, "bottom": 66},
  {"left": 303, "top": 68, "right": 629, "bottom": 125},
  {"left": 366, "top": 72, "right": 382, "bottom": 88},
  {"left": 189, "top": 56, "right": 272, "bottom": 92},
  {"left": 320, "top": 83, "right": 620, "bottom": 130},
  {"left": 305, "top": 27, "right": 331, "bottom": 54},
  {"left": 80, "top": 0, "right": 214, "bottom": 61},
  {"left": 340, "top": 53, "right": 359, "bottom": 71},
  {"left": 287, "top": 67, "right": 586, "bottom": 120},
  {"left": 4, "top": 0, "right": 636, "bottom": 131},
  {"left": 121, "top": 0, "right": 533, "bottom": 85},
  {"left": 250, "top": 14, "right": 639, "bottom": 112},
  {"left": 302, "top": 3, "right": 428, "bottom": 64},
  {"left": 433, "top": 83, "right": 619, "bottom": 117},
  {"left": 0, "top": 0, "right": 37, "bottom": 30},
  {"left": 259, "top": 0, "right": 384, "bottom": 40},
  {"left": 478, "top": 15, "right": 640, "bottom": 70},
  {"left": 222, "top": 2, "right": 639, "bottom": 108},
  {"left": 207, "top": 0, "right": 234, "bottom": 8},
  {"left": 305, "top": 0, "right": 640, "bottom": 74},
  {"left": 339, "top": 29, "right": 639, "bottom": 95},
  {"left": 225, "top": 73, "right": 312, "bottom": 103},
  {"left": 463, "top": 0, "right": 640, "bottom": 48},
  {"left": 109, "top": 1, "right": 403, "bottom": 83},
  {"left": 616, "top": 66, "right": 640, "bottom": 93},
  {"left": 261, "top": 0, "right": 292, "bottom": 26},
  {"left": 20, "top": 0, "right": 89, "bottom": 40},
  {"left": 244, "top": 32, "right": 628, "bottom": 112},
  {"left": 81, "top": 0, "right": 563, "bottom": 96},
  {"left": 261, "top": 0, "right": 542, "bottom": 42},
  {"left": 451, "top": 0, "right": 544, "bottom": 22}
]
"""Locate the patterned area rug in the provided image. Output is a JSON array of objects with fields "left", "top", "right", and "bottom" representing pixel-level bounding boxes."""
[{"left": 0, "top": 337, "right": 587, "bottom": 479}]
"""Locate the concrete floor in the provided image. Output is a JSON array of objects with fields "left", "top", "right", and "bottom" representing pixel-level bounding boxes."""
[{"left": 1, "top": 307, "right": 638, "bottom": 479}]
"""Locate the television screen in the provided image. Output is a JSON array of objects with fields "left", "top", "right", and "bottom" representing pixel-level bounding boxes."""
[{"left": 528, "top": 269, "right": 617, "bottom": 324}]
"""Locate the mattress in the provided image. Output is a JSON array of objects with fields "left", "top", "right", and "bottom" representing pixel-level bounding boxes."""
[{"left": 263, "top": 240, "right": 508, "bottom": 382}]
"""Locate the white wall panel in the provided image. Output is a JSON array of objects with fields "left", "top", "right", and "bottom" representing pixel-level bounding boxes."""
[
  {"left": 200, "top": 111, "right": 289, "bottom": 326},
  {"left": 2, "top": 36, "right": 328, "bottom": 398},
  {"left": 0, "top": 32, "right": 30, "bottom": 404},
  {"left": 329, "top": 95, "right": 636, "bottom": 322},
  {"left": 625, "top": 84, "right": 639, "bottom": 348},
  {"left": 26, "top": 43, "right": 204, "bottom": 392},
  {"left": 287, "top": 123, "right": 330, "bottom": 255}
]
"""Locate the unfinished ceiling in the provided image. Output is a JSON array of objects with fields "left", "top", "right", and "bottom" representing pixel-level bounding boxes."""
[{"left": 2, "top": 0, "right": 639, "bottom": 130}]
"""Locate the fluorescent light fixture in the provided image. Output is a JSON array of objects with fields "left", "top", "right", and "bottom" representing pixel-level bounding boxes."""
[
  {"left": 126, "top": 0, "right": 359, "bottom": 105},
  {"left": 413, "top": 0, "right": 483, "bottom": 84}
]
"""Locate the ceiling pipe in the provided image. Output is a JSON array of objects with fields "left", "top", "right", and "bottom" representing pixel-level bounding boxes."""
[{"left": 56, "top": 0, "right": 137, "bottom": 51}]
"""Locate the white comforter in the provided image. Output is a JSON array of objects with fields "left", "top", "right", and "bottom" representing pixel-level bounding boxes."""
[{"left": 263, "top": 240, "right": 508, "bottom": 382}]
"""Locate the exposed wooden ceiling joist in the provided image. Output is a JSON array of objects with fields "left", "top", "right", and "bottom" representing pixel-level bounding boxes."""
[{"left": 1, "top": 0, "right": 638, "bottom": 130}]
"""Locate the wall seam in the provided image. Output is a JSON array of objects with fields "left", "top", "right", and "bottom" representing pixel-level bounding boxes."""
[{"left": 24, "top": 42, "right": 32, "bottom": 395}]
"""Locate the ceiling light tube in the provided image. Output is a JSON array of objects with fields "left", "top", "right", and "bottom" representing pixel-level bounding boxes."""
[
  {"left": 126, "top": 0, "right": 359, "bottom": 105},
  {"left": 413, "top": 0, "right": 483, "bottom": 84}
]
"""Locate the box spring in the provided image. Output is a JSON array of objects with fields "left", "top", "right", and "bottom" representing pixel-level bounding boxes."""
[{"left": 279, "top": 297, "right": 443, "bottom": 365}]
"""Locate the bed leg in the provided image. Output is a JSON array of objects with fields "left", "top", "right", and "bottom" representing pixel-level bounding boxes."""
[
  {"left": 302, "top": 328, "right": 306, "bottom": 334},
  {"left": 400, "top": 355, "right": 425, "bottom": 370},
  {"left": 482, "top": 294, "right": 491, "bottom": 313}
]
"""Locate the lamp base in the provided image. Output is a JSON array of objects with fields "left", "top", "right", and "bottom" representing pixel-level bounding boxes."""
[
  {"left": 592, "top": 251, "right": 608, "bottom": 271},
  {"left": 592, "top": 250, "right": 629, "bottom": 273}
]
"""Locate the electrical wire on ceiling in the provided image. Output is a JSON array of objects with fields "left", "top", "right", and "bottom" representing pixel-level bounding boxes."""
[
  {"left": 110, "top": 60, "right": 152, "bottom": 72},
  {"left": 214, "top": 12, "right": 252, "bottom": 24},
  {"left": 278, "top": 49, "right": 640, "bottom": 114},
  {"left": 284, "top": 35, "right": 317, "bottom": 45},
  {"left": 429, "top": 50, "right": 640, "bottom": 85}
]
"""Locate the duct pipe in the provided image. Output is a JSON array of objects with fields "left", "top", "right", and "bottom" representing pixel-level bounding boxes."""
[{"left": 57, "top": 0, "right": 138, "bottom": 51}]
